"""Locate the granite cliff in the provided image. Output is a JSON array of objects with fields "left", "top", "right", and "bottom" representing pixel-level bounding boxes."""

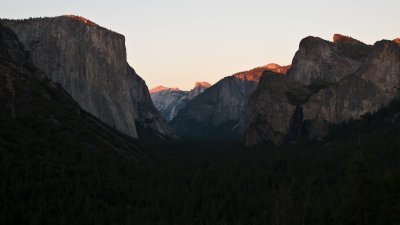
[
  {"left": 287, "top": 36, "right": 365, "bottom": 85},
  {"left": 171, "top": 64, "right": 289, "bottom": 138},
  {"left": 150, "top": 82, "right": 210, "bottom": 121},
  {"left": 244, "top": 35, "right": 400, "bottom": 146},
  {"left": 0, "top": 21, "right": 140, "bottom": 158},
  {"left": 2, "top": 16, "right": 173, "bottom": 139}
]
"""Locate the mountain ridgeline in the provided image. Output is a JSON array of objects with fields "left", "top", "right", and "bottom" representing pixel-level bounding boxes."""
[
  {"left": 170, "top": 64, "right": 290, "bottom": 139},
  {"left": 1, "top": 16, "right": 173, "bottom": 140},
  {"left": 244, "top": 34, "right": 400, "bottom": 146},
  {"left": 150, "top": 82, "right": 211, "bottom": 121},
  {"left": 146, "top": 33, "right": 399, "bottom": 144}
]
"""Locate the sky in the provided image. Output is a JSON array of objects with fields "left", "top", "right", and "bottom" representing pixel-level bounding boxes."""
[{"left": 1, "top": 0, "right": 399, "bottom": 90}]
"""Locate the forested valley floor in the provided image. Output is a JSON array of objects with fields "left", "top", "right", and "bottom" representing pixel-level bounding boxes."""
[{"left": 2, "top": 101, "right": 400, "bottom": 225}]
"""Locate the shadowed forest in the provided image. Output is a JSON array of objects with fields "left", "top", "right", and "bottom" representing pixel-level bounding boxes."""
[{"left": 1, "top": 99, "right": 400, "bottom": 225}]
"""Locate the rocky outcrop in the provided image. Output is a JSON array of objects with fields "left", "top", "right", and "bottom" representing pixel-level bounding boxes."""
[
  {"left": 288, "top": 36, "right": 363, "bottom": 85},
  {"left": 2, "top": 16, "right": 173, "bottom": 139},
  {"left": 394, "top": 38, "right": 400, "bottom": 46},
  {"left": 172, "top": 64, "right": 289, "bottom": 138},
  {"left": 333, "top": 34, "right": 363, "bottom": 44},
  {"left": 150, "top": 82, "right": 211, "bottom": 121},
  {"left": 243, "top": 35, "right": 400, "bottom": 146}
]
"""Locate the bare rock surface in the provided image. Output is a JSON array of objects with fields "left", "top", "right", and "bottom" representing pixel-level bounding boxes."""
[
  {"left": 244, "top": 35, "right": 400, "bottom": 146},
  {"left": 2, "top": 16, "right": 173, "bottom": 139}
]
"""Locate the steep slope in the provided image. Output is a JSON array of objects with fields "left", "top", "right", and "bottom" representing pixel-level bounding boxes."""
[
  {"left": 0, "top": 22, "right": 141, "bottom": 159},
  {"left": 2, "top": 16, "right": 173, "bottom": 139},
  {"left": 150, "top": 82, "right": 211, "bottom": 121},
  {"left": 244, "top": 35, "right": 400, "bottom": 146},
  {"left": 0, "top": 23, "right": 157, "bottom": 224},
  {"left": 287, "top": 36, "right": 364, "bottom": 85},
  {"left": 242, "top": 71, "right": 299, "bottom": 145},
  {"left": 172, "top": 64, "right": 289, "bottom": 138}
]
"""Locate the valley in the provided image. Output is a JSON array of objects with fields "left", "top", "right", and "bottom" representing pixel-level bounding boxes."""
[{"left": 1, "top": 14, "right": 400, "bottom": 225}]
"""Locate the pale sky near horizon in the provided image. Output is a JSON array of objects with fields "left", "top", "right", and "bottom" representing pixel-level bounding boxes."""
[{"left": 1, "top": 0, "right": 399, "bottom": 90}]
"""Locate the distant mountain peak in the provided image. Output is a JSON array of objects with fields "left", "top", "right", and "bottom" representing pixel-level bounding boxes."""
[
  {"left": 188, "top": 81, "right": 211, "bottom": 100},
  {"left": 150, "top": 86, "right": 180, "bottom": 94},
  {"left": 150, "top": 82, "right": 210, "bottom": 121},
  {"left": 333, "top": 34, "right": 363, "bottom": 44},
  {"left": 150, "top": 82, "right": 211, "bottom": 95},
  {"left": 194, "top": 81, "right": 211, "bottom": 88},
  {"left": 63, "top": 15, "right": 97, "bottom": 26}
]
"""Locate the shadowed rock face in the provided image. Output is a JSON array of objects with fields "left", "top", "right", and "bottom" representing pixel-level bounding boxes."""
[
  {"left": 2, "top": 16, "right": 173, "bottom": 139},
  {"left": 126, "top": 66, "right": 175, "bottom": 138},
  {"left": 244, "top": 35, "right": 400, "bottom": 146},
  {"left": 242, "top": 71, "right": 297, "bottom": 145},
  {"left": 288, "top": 36, "right": 363, "bottom": 85},
  {"left": 171, "top": 64, "right": 289, "bottom": 138}
]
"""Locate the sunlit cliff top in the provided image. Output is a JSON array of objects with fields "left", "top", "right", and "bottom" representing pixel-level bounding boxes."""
[{"left": 63, "top": 15, "right": 97, "bottom": 27}]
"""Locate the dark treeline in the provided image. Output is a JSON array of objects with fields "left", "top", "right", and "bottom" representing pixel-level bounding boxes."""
[{"left": 1, "top": 100, "right": 400, "bottom": 225}]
